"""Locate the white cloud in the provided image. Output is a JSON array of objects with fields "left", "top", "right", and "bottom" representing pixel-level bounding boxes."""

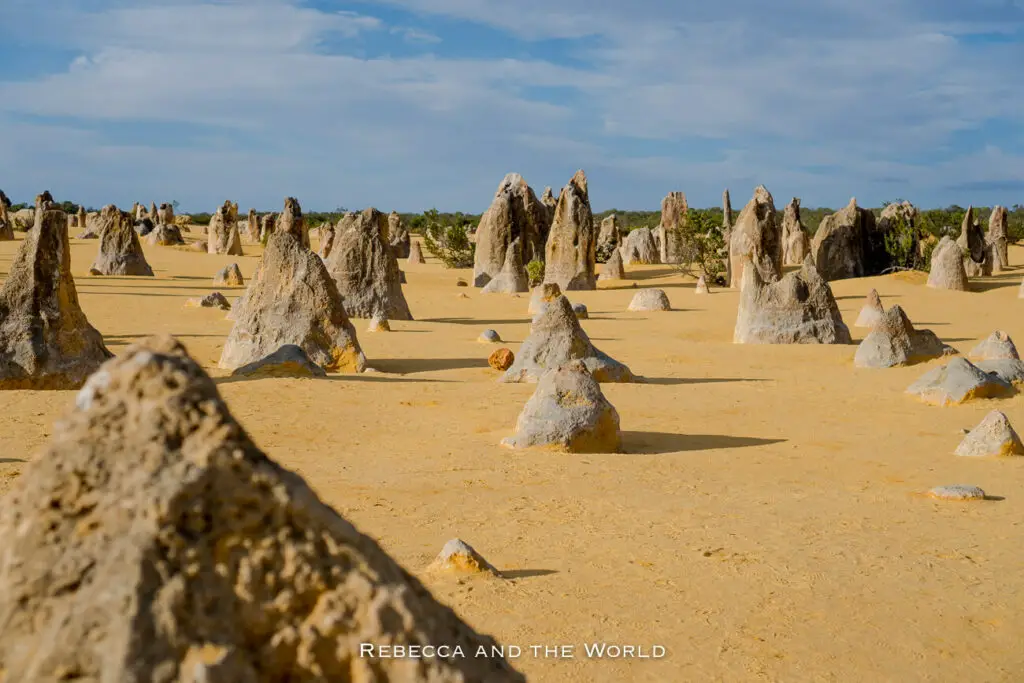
[{"left": 0, "top": 0, "right": 1021, "bottom": 211}]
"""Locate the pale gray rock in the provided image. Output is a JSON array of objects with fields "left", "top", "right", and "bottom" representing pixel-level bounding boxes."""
[
  {"left": 729, "top": 185, "right": 782, "bottom": 288},
  {"left": 528, "top": 282, "right": 562, "bottom": 315},
  {"left": 927, "top": 237, "right": 969, "bottom": 291},
  {"left": 854, "top": 289, "right": 885, "bottom": 328},
  {"left": 89, "top": 204, "right": 154, "bottom": 276},
  {"left": 231, "top": 344, "right": 327, "bottom": 378},
  {"left": 481, "top": 238, "right": 529, "bottom": 294},
  {"left": 969, "top": 331, "right": 1019, "bottom": 361},
  {"left": 928, "top": 485, "right": 987, "bottom": 501},
  {"left": 478, "top": 329, "right": 502, "bottom": 343},
  {"left": 502, "top": 295, "right": 635, "bottom": 383},
  {"left": 599, "top": 248, "right": 625, "bottom": 281},
  {"left": 954, "top": 410, "right": 1024, "bottom": 456},
  {"left": 658, "top": 191, "right": 688, "bottom": 264},
  {"left": 854, "top": 305, "right": 955, "bottom": 368},
  {"left": 905, "top": 357, "right": 1015, "bottom": 406},
  {"left": 734, "top": 256, "right": 851, "bottom": 344},
  {"left": 627, "top": 289, "right": 671, "bottom": 312},
  {"left": 621, "top": 228, "right": 659, "bottom": 265},
  {"left": 207, "top": 200, "right": 244, "bottom": 255},
  {"left": 473, "top": 173, "right": 550, "bottom": 287},
  {"left": 544, "top": 169, "right": 597, "bottom": 291},
  {"left": 781, "top": 197, "right": 810, "bottom": 266},
  {"left": 501, "top": 359, "right": 622, "bottom": 452},
  {"left": 976, "top": 358, "right": 1024, "bottom": 385}
]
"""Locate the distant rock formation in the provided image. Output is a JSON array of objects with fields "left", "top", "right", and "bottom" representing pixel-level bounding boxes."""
[
  {"left": 957, "top": 206, "right": 989, "bottom": 277},
  {"left": 598, "top": 248, "right": 625, "bottom": 281},
  {"left": 89, "top": 204, "right": 154, "bottom": 276},
  {"left": 927, "top": 237, "right": 969, "bottom": 291},
  {"left": 781, "top": 198, "right": 810, "bottom": 266},
  {"left": 621, "top": 227, "right": 659, "bottom": 265},
  {"left": 388, "top": 211, "right": 411, "bottom": 259},
  {"left": 987, "top": 206, "right": 1009, "bottom": 270},
  {"left": 207, "top": 200, "right": 244, "bottom": 255},
  {"left": 809, "top": 198, "right": 881, "bottom": 281},
  {"left": 854, "top": 289, "right": 884, "bottom": 328},
  {"left": 658, "top": 191, "right": 688, "bottom": 264},
  {"left": 481, "top": 239, "right": 529, "bottom": 294}
]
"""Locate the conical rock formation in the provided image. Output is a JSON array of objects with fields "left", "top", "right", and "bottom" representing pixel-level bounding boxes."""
[
  {"left": 621, "top": 227, "right": 659, "bottom": 265},
  {"left": 544, "top": 170, "right": 596, "bottom": 291},
  {"left": 905, "top": 357, "right": 1015, "bottom": 406},
  {"left": 473, "top": 173, "right": 550, "bottom": 287},
  {"left": 729, "top": 185, "right": 782, "bottom": 288},
  {"left": 969, "top": 331, "right": 1019, "bottom": 361},
  {"left": 599, "top": 248, "right": 625, "bottom": 281},
  {"left": 734, "top": 256, "right": 851, "bottom": 344},
  {"left": 954, "top": 410, "right": 1024, "bottom": 456},
  {"left": 408, "top": 239, "right": 425, "bottom": 264},
  {"left": 388, "top": 211, "right": 411, "bottom": 259},
  {"left": 658, "top": 191, "right": 688, "bottom": 264},
  {"left": 207, "top": 200, "right": 244, "bottom": 255},
  {"left": 231, "top": 343, "right": 327, "bottom": 378},
  {"left": 482, "top": 239, "right": 529, "bottom": 293},
  {"left": 987, "top": 206, "right": 1009, "bottom": 270},
  {"left": 695, "top": 275, "right": 709, "bottom": 294},
  {"left": 927, "top": 237, "right": 969, "bottom": 291},
  {"left": 854, "top": 289, "right": 885, "bottom": 328},
  {"left": 781, "top": 197, "right": 810, "bottom": 266},
  {"left": 0, "top": 336, "right": 524, "bottom": 682},
  {"left": 596, "top": 214, "right": 623, "bottom": 262},
  {"left": 214, "top": 263, "right": 245, "bottom": 286},
  {"left": 528, "top": 282, "right": 562, "bottom": 315},
  {"left": 502, "top": 359, "right": 622, "bottom": 452},
  {"left": 89, "top": 204, "right": 154, "bottom": 276},
  {"left": 502, "top": 295, "right": 634, "bottom": 383},
  {"left": 854, "top": 305, "right": 954, "bottom": 368},
  {"left": 220, "top": 198, "right": 366, "bottom": 372},
  {"left": 0, "top": 203, "right": 113, "bottom": 389},
  {"left": 146, "top": 223, "right": 184, "bottom": 246},
  {"left": 809, "top": 197, "right": 880, "bottom": 281},
  {"left": 427, "top": 539, "right": 501, "bottom": 576},
  {"left": 324, "top": 207, "right": 413, "bottom": 320}
]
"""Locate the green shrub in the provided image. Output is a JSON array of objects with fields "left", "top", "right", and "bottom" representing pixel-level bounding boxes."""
[
  {"left": 526, "top": 258, "right": 545, "bottom": 286},
  {"left": 670, "top": 209, "right": 727, "bottom": 284},
  {"left": 421, "top": 208, "right": 475, "bottom": 268},
  {"left": 879, "top": 203, "right": 926, "bottom": 272}
]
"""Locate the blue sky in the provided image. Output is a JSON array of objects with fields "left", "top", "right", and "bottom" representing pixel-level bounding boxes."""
[{"left": 0, "top": 0, "right": 1022, "bottom": 213}]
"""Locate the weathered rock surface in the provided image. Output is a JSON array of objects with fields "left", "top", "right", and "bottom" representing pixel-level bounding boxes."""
[
  {"left": 729, "top": 185, "right": 782, "bottom": 288},
  {"left": 969, "top": 331, "right": 1019, "bottom": 361},
  {"left": 658, "top": 191, "right": 688, "bottom": 265},
  {"left": 473, "top": 173, "right": 550, "bottom": 287},
  {"left": 0, "top": 200, "right": 13, "bottom": 241},
  {"left": 214, "top": 263, "right": 245, "bottom": 286},
  {"left": 0, "top": 336, "right": 524, "bottom": 682},
  {"left": 146, "top": 223, "right": 185, "bottom": 246},
  {"left": 528, "top": 282, "right": 562, "bottom": 315},
  {"left": 781, "top": 197, "right": 810, "bottom": 266},
  {"left": 854, "top": 305, "right": 954, "bottom": 368},
  {"left": 503, "top": 295, "right": 634, "bottom": 383},
  {"left": 928, "top": 485, "right": 987, "bottom": 501},
  {"left": 478, "top": 329, "right": 502, "bottom": 343},
  {"left": 809, "top": 197, "right": 881, "bottom": 281},
  {"left": 976, "top": 358, "right": 1024, "bottom": 385},
  {"left": 627, "top": 289, "right": 671, "bottom": 312},
  {"left": 502, "top": 360, "right": 622, "bottom": 452},
  {"left": 89, "top": 204, "right": 154, "bottom": 276},
  {"left": 734, "top": 256, "right": 851, "bottom": 344},
  {"left": 388, "top": 211, "right": 411, "bottom": 259},
  {"left": 854, "top": 289, "right": 885, "bottom": 328},
  {"left": 245, "top": 208, "right": 259, "bottom": 241},
  {"left": 599, "top": 248, "right": 625, "bottom": 281},
  {"left": 207, "top": 200, "right": 244, "bottom": 255},
  {"left": 427, "top": 539, "right": 501, "bottom": 577},
  {"left": 185, "top": 292, "right": 231, "bottom": 310},
  {"left": 544, "top": 170, "right": 597, "bottom": 291},
  {"left": 489, "top": 348, "right": 515, "bottom": 371},
  {"left": 987, "top": 205, "right": 1009, "bottom": 270},
  {"left": 0, "top": 203, "right": 112, "bottom": 389},
  {"left": 367, "top": 314, "right": 390, "bottom": 332},
  {"left": 954, "top": 410, "right": 1024, "bottom": 456},
  {"left": 695, "top": 275, "right": 709, "bottom": 294},
  {"left": 905, "top": 357, "right": 1015, "bottom": 406},
  {"left": 232, "top": 343, "right": 328, "bottom": 378},
  {"left": 572, "top": 302, "right": 589, "bottom": 319},
  {"left": 957, "top": 206, "right": 988, "bottom": 277},
  {"left": 220, "top": 197, "right": 366, "bottom": 372},
  {"left": 621, "top": 228, "right": 659, "bottom": 265},
  {"left": 10, "top": 207, "right": 34, "bottom": 231},
  {"left": 596, "top": 214, "right": 624, "bottom": 262},
  {"left": 259, "top": 212, "right": 276, "bottom": 243},
  {"left": 481, "top": 239, "right": 529, "bottom": 294},
  {"left": 324, "top": 207, "right": 413, "bottom": 320},
  {"left": 408, "top": 239, "right": 425, "bottom": 264},
  {"left": 927, "top": 237, "right": 969, "bottom": 291}
]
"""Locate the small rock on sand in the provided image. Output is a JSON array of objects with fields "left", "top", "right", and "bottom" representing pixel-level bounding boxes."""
[
  {"left": 489, "top": 348, "right": 515, "bottom": 371},
  {"left": 628, "top": 289, "right": 671, "bottom": 312},
  {"left": 928, "top": 485, "right": 987, "bottom": 501},
  {"left": 231, "top": 344, "right": 327, "bottom": 379},
  {"left": 428, "top": 539, "right": 501, "bottom": 576},
  {"left": 478, "top": 329, "right": 502, "bottom": 343},
  {"left": 954, "top": 410, "right": 1024, "bottom": 457},
  {"left": 572, "top": 302, "right": 589, "bottom": 319},
  {"left": 185, "top": 292, "right": 231, "bottom": 310}
]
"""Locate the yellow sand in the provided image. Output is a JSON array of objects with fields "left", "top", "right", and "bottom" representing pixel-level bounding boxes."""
[{"left": 2, "top": 230, "right": 1023, "bottom": 681}]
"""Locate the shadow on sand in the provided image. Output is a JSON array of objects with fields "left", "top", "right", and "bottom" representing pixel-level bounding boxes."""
[
  {"left": 367, "top": 357, "right": 488, "bottom": 374},
  {"left": 501, "top": 569, "right": 558, "bottom": 580},
  {"left": 639, "top": 377, "right": 770, "bottom": 386},
  {"left": 621, "top": 431, "right": 786, "bottom": 454}
]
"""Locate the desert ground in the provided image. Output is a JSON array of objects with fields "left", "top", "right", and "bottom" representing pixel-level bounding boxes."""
[{"left": 1, "top": 229, "right": 1023, "bottom": 682}]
